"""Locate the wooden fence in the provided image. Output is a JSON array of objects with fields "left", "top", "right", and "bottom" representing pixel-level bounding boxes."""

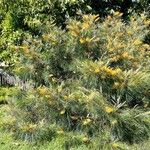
[{"left": 0, "top": 69, "right": 34, "bottom": 90}]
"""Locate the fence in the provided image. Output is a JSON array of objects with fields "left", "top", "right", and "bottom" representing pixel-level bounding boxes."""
[{"left": 0, "top": 69, "right": 34, "bottom": 90}]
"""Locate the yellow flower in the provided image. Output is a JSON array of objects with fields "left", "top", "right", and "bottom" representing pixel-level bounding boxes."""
[
  {"left": 109, "top": 48, "right": 114, "bottom": 52},
  {"left": 71, "top": 116, "right": 78, "bottom": 120},
  {"left": 122, "top": 52, "right": 129, "bottom": 58},
  {"left": 42, "top": 34, "right": 50, "bottom": 41},
  {"left": 58, "top": 87, "right": 62, "bottom": 93},
  {"left": 28, "top": 124, "right": 37, "bottom": 131},
  {"left": 127, "top": 31, "right": 133, "bottom": 35},
  {"left": 111, "top": 56, "right": 120, "bottom": 62},
  {"left": 80, "top": 38, "right": 86, "bottom": 44},
  {"left": 103, "top": 67, "right": 117, "bottom": 77},
  {"left": 57, "top": 129, "right": 64, "bottom": 134},
  {"left": 111, "top": 120, "right": 117, "bottom": 125},
  {"left": 113, "top": 82, "right": 120, "bottom": 89},
  {"left": 80, "top": 37, "right": 92, "bottom": 44},
  {"left": 52, "top": 77, "right": 57, "bottom": 82},
  {"left": 105, "top": 106, "right": 114, "bottom": 113},
  {"left": 134, "top": 39, "right": 142, "bottom": 45},
  {"left": 23, "top": 47, "right": 30, "bottom": 55},
  {"left": 22, "top": 124, "right": 37, "bottom": 132},
  {"left": 113, "top": 11, "right": 123, "bottom": 17},
  {"left": 83, "top": 118, "right": 92, "bottom": 125},
  {"left": 94, "top": 68, "right": 100, "bottom": 74},
  {"left": 60, "top": 109, "right": 65, "bottom": 115},
  {"left": 130, "top": 16, "right": 135, "bottom": 22},
  {"left": 82, "top": 137, "right": 89, "bottom": 143},
  {"left": 112, "top": 143, "right": 120, "bottom": 148},
  {"left": 64, "top": 95, "right": 68, "bottom": 100},
  {"left": 142, "top": 111, "right": 150, "bottom": 115},
  {"left": 88, "top": 92, "right": 96, "bottom": 102},
  {"left": 93, "top": 14, "right": 99, "bottom": 19},
  {"left": 141, "top": 14, "right": 146, "bottom": 20},
  {"left": 117, "top": 43, "right": 125, "bottom": 49},
  {"left": 143, "top": 44, "right": 150, "bottom": 49},
  {"left": 82, "top": 22, "right": 90, "bottom": 30},
  {"left": 70, "top": 0, "right": 76, "bottom": 3},
  {"left": 38, "top": 87, "right": 48, "bottom": 95},
  {"left": 101, "top": 66, "right": 113, "bottom": 76},
  {"left": 115, "top": 68, "right": 122, "bottom": 74},
  {"left": 70, "top": 31, "right": 80, "bottom": 37},
  {"left": 144, "top": 19, "right": 150, "bottom": 26},
  {"left": 93, "top": 37, "right": 100, "bottom": 42},
  {"left": 86, "top": 37, "right": 92, "bottom": 43},
  {"left": 82, "top": 15, "right": 89, "bottom": 21},
  {"left": 122, "top": 52, "right": 133, "bottom": 60},
  {"left": 107, "top": 16, "right": 112, "bottom": 20}
]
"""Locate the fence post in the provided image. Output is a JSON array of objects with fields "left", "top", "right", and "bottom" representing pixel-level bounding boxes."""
[{"left": 0, "top": 69, "right": 3, "bottom": 86}]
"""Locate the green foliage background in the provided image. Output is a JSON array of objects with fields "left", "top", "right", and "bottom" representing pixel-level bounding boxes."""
[{"left": 0, "top": 0, "right": 150, "bottom": 150}]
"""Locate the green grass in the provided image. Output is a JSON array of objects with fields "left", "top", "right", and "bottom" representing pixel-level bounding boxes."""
[{"left": 0, "top": 131, "right": 150, "bottom": 150}]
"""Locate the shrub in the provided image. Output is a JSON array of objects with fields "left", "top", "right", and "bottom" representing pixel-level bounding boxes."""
[
  {"left": 0, "top": 12, "right": 150, "bottom": 150},
  {"left": 1, "top": 0, "right": 149, "bottom": 66}
]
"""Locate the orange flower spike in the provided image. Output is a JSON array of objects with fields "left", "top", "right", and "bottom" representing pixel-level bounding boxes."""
[{"left": 82, "top": 22, "right": 90, "bottom": 30}]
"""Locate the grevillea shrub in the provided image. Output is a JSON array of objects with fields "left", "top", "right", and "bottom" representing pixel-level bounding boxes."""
[
  {"left": 0, "top": 12, "right": 150, "bottom": 149},
  {"left": 1, "top": 0, "right": 149, "bottom": 67}
]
